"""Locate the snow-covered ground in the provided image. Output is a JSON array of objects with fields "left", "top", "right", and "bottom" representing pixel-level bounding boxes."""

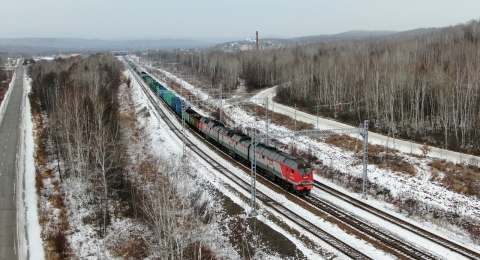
[
  {"left": 150, "top": 63, "right": 480, "bottom": 216},
  {"left": 13, "top": 71, "right": 45, "bottom": 259},
  {"left": 0, "top": 70, "right": 16, "bottom": 123},
  {"left": 125, "top": 68, "right": 385, "bottom": 259},
  {"left": 16, "top": 56, "right": 479, "bottom": 258},
  {"left": 139, "top": 61, "right": 480, "bottom": 257},
  {"left": 255, "top": 86, "right": 480, "bottom": 167}
]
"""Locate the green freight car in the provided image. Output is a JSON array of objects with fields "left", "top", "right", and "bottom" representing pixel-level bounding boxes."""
[
  {"left": 142, "top": 75, "right": 154, "bottom": 85},
  {"left": 163, "top": 91, "right": 177, "bottom": 106},
  {"left": 149, "top": 81, "right": 163, "bottom": 92}
]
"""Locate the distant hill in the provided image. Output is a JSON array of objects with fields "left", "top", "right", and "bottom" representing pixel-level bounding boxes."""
[
  {"left": 286, "top": 30, "right": 397, "bottom": 44},
  {"left": 212, "top": 29, "right": 438, "bottom": 51},
  {"left": 388, "top": 28, "right": 436, "bottom": 38},
  {"left": 0, "top": 29, "right": 438, "bottom": 54},
  {"left": 0, "top": 38, "right": 216, "bottom": 53},
  {"left": 281, "top": 29, "right": 436, "bottom": 44}
]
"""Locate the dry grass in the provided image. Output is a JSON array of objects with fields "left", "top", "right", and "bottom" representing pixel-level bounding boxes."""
[
  {"left": 241, "top": 100, "right": 480, "bottom": 197},
  {"left": 242, "top": 104, "right": 422, "bottom": 176},
  {"left": 377, "top": 158, "right": 417, "bottom": 176},
  {"left": 243, "top": 104, "right": 315, "bottom": 131},
  {"left": 429, "top": 159, "right": 480, "bottom": 196},
  {"left": 325, "top": 134, "right": 364, "bottom": 152},
  {"left": 323, "top": 134, "right": 419, "bottom": 174},
  {"left": 111, "top": 237, "right": 148, "bottom": 259},
  {"left": 429, "top": 159, "right": 455, "bottom": 172},
  {"left": 391, "top": 161, "right": 417, "bottom": 175}
]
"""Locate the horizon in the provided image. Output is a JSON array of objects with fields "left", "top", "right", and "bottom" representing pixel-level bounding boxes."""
[
  {"left": 0, "top": 28, "right": 441, "bottom": 42},
  {"left": 1, "top": 0, "right": 480, "bottom": 40}
]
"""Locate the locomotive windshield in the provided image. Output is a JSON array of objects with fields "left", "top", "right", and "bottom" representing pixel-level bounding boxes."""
[{"left": 298, "top": 167, "right": 311, "bottom": 174}]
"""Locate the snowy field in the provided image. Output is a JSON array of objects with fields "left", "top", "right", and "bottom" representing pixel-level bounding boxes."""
[{"left": 141, "top": 61, "right": 480, "bottom": 257}]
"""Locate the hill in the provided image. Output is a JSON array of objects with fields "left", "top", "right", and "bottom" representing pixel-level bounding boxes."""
[
  {"left": 0, "top": 37, "right": 216, "bottom": 53},
  {"left": 0, "top": 29, "right": 440, "bottom": 54}
]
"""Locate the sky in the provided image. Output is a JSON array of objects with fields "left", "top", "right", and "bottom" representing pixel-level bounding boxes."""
[{"left": 1, "top": 0, "right": 480, "bottom": 40}]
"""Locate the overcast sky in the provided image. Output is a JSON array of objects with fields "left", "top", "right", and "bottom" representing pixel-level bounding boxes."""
[{"left": 1, "top": 0, "right": 479, "bottom": 40}]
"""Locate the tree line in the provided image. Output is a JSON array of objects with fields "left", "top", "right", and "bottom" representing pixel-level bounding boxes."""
[
  {"left": 30, "top": 54, "right": 125, "bottom": 236},
  {"left": 144, "top": 20, "right": 480, "bottom": 154},
  {"left": 0, "top": 53, "right": 7, "bottom": 83},
  {"left": 29, "top": 55, "right": 217, "bottom": 258}
]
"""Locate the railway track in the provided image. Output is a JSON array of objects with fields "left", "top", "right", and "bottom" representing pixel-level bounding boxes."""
[
  {"left": 304, "top": 195, "right": 439, "bottom": 259},
  {"left": 127, "top": 61, "right": 478, "bottom": 259},
  {"left": 184, "top": 136, "right": 370, "bottom": 260},
  {"left": 126, "top": 63, "right": 371, "bottom": 259},
  {"left": 314, "top": 181, "right": 480, "bottom": 259}
]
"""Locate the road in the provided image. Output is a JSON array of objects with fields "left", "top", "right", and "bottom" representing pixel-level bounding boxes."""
[
  {"left": 0, "top": 65, "right": 25, "bottom": 260},
  {"left": 254, "top": 86, "right": 480, "bottom": 166}
]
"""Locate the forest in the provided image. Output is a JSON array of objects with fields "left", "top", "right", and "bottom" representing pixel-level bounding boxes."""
[
  {"left": 0, "top": 54, "right": 8, "bottom": 82},
  {"left": 29, "top": 55, "right": 126, "bottom": 256},
  {"left": 28, "top": 55, "right": 216, "bottom": 258},
  {"left": 144, "top": 20, "right": 480, "bottom": 154},
  {"left": 0, "top": 55, "right": 9, "bottom": 104}
]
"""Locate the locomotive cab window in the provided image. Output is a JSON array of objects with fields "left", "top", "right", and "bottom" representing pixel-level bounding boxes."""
[{"left": 299, "top": 168, "right": 311, "bottom": 174}]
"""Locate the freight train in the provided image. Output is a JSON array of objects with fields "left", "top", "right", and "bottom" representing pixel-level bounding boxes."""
[{"left": 126, "top": 59, "right": 314, "bottom": 195}]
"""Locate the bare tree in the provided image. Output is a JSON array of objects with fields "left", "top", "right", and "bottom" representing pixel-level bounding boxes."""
[{"left": 146, "top": 20, "right": 480, "bottom": 153}]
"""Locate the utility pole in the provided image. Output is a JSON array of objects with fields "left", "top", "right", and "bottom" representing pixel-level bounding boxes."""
[
  {"left": 265, "top": 99, "right": 269, "bottom": 145},
  {"left": 294, "top": 103, "right": 297, "bottom": 132},
  {"left": 361, "top": 120, "right": 369, "bottom": 199},
  {"left": 249, "top": 128, "right": 258, "bottom": 217},
  {"left": 182, "top": 100, "right": 187, "bottom": 158},
  {"left": 219, "top": 84, "right": 223, "bottom": 123}
]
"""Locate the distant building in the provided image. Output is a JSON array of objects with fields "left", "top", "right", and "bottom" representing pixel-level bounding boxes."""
[{"left": 239, "top": 44, "right": 254, "bottom": 51}]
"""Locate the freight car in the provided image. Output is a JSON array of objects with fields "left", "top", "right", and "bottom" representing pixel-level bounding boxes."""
[{"left": 127, "top": 60, "right": 313, "bottom": 195}]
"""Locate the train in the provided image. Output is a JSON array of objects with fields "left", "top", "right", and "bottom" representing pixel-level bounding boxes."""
[{"left": 126, "top": 59, "right": 314, "bottom": 195}]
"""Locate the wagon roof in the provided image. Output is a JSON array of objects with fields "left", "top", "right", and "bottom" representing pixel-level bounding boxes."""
[
  {"left": 280, "top": 153, "right": 310, "bottom": 169},
  {"left": 256, "top": 144, "right": 278, "bottom": 158},
  {"left": 232, "top": 133, "right": 249, "bottom": 142},
  {"left": 222, "top": 128, "right": 237, "bottom": 137},
  {"left": 206, "top": 120, "right": 224, "bottom": 128}
]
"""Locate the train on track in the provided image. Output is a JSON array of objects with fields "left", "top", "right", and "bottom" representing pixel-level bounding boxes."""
[{"left": 126, "top": 59, "right": 314, "bottom": 195}]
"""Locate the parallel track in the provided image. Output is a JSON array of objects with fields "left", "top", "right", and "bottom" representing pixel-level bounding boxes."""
[
  {"left": 303, "top": 195, "right": 439, "bottom": 259},
  {"left": 127, "top": 61, "right": 479, "bottom": 259},
  {"left": 314, "top": 181, "right": 480, "bottom": 259}
]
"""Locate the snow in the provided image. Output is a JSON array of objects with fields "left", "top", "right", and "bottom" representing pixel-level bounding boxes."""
[
  {"left": 16, "top": 55, "right": 479, "bottom": 258},
  {"left": 0, "top": 70, "right": 15, "bottom": 123},
  {"left": 17, "top": 72, "right": 45, "bottom": 259},
  {"left": 216, "top": 107, "right": 478, "bottom": 258},
  {"left": 255, "top": 86, "right": 480, "bottom": 167},
  {"left": 136, "top": 60, "right": 479, "bottom": 257},
  {"left": 122, "top": 69, "right": 241, "bottom": 259},
  {"left": 124, "top": 68, "right": 393, "bottom": 258},
  {"left": 158, "top": 64, "right": 480, "bottom": 217}
]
